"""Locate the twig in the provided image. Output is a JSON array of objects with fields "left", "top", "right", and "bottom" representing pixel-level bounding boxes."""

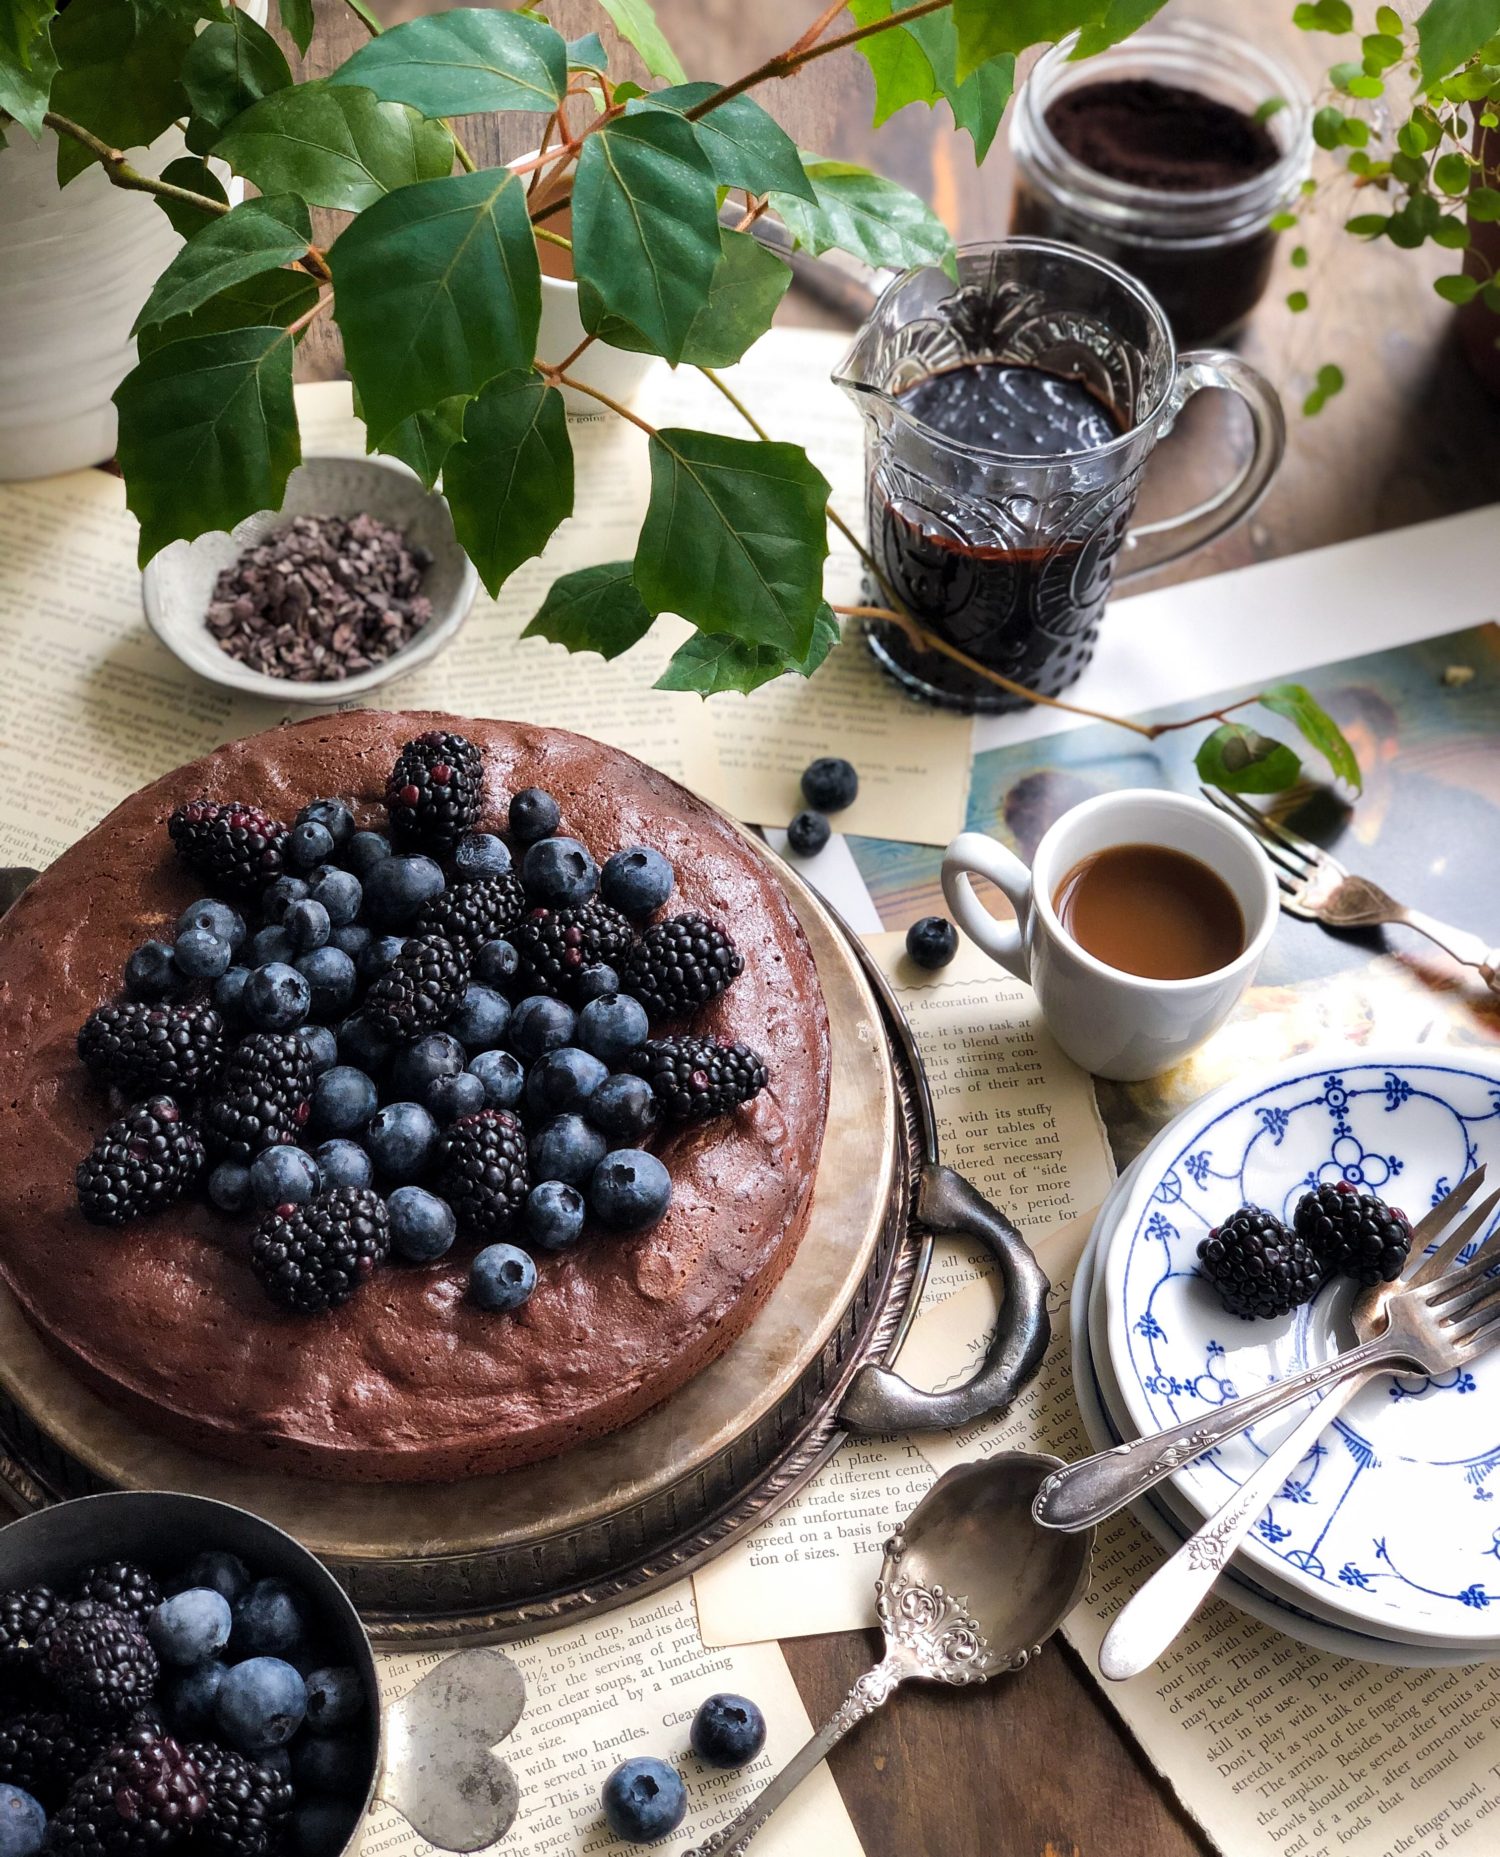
[
  {"left": 44, "top": 113, "right": 229, "bottom": 215},
  {"left": 542, "top": 368, "right": 657, "bottom": 435},
  {"left": 286, "top": 292, "right": 334, "bottom": 340},
  {"left": 555, "top": 333, "right": 597, "bottom": 373},
  {"left": 534, "top": 226, "right": 573, "bottom": 251},
  {"left": 697, "top": 367, "right": 774, "bottom": 442},
  {"left": 686, "top": 0, "right": 954, "bottom": 118}
]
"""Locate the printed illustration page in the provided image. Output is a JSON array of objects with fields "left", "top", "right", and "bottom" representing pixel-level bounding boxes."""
[{"left": 371, "top": 1580, "right": 862, "bottom": 1857}]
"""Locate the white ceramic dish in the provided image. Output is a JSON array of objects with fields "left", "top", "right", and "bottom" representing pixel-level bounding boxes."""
[{"left": 141, "top": 454, "right": 478, "bottom": 704}]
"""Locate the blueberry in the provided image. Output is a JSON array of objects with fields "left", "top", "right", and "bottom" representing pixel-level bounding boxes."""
[
  {"left": 470, "top": 1243, "right": 536, "bottom": 1312},
  {"left": 295, "top": 800, "right": 354, "bottom": 851},
  {"left": 297, "top": 947, "right": 357, "bottom": 1020},
  {"left": 290, "top": 1735, "right": 366, "bottom": 1798},
  {"left": 287, "top": 821, "right": 335, "bottom": 872},
  {"left": 297, "top": 1024, "right": 339, "bottom": 1076},
  {"left": 365, "top": 1102, "right": 437, "bottom": 1182},
  {"left": 345, "top": 830, "right": 392, "bottom": 877},
  {"left": 357, "top": 934, "right": 407, "bottom": 981},
  {"left": 363, "top": 855, "right": 444, "bottom": 927},
  {"left": 180, "top": 1550, "right": 250, "bottom": 1604},
  {"left": 426, "top": 1071, "right": 486, "bottom": 1123},
  {"left": 336, "top": 1013, "right": 392, "bottom": 1076},
  {"left": 251, "top": 925, "right": 296, "bottom": 968},
  {"left": 171, "top": 927, "right": 229, "bottom": 980},
  {"left": 309, "top": 867, "right": 362, "bottom": 927},
  {"left": 601, "top": 1758, "right": 686, "bottom": 1845},
  {"left": 330, "top": 923, "right": 371, "bottom": 963},
  {"left": 0, "top": 1782, "right": 46, "bottom": 1857},
  {"left": 786, "top": 810, "right": 830, "bottom": 857},
  {"left": 388, "top": 1185, "right": 457, "bottom": 1262},
  {"left": 292, "top": 1800, "right": 359, "bottom": 1857},
  {"left": 230, "top": 1579, "right": 307, "bottom": 1659},
  {"left": 208, "top": 1161, "right": 252, "bottom": 1212},
  {"left": 167, "top": 1659, "right": 226, "bottom": 1733},
  {"left": 250, "top": 1144, "right": 320, "bottom": 1211},
  {"left": 574, "top": 963, "right": 619, "bottom": 1004},
  {"left": 261, "top": 876, "right": 311, "bottom": 925},
  {"left": 522, "top": 836, "right": 598, "bottom": 908},
  {"left": 391, "top": 1032, "right": 466, "bottom": 1100},
  {"left": 215, "top": 966, "right": 252, "bottom": 1021},
  {"left": 312, "top": 1066, "right": 378, "bottom": 1137},
  {"left": 285, "top": 899, "right": 331, "bottom": 953},
  {"left": 314, "top": 1139, "right": 374, "bottom": 1191},
  {"left": 474, "top": 939, "right": 519, "bottom": 987},
  {"left": 508, "top": 787, "right": 560, "bottom": 844},
  {"left": 304, "top": 1665, "right": 365, "bottom": 1733},
  {"left": 258, "top": 1751, "right": 292, "bottom": 1784},
  {"left": 801, "top": 756, "right": 858, "bottom": 813},
  {"left": 526, "top": 1047, "right": 607, "bottom": 1117},
  {"left": 124, "top": 939, "right": 178, "bottom": 1000},
  {"left": 575, "top": 993, "right": 648, "bottom": 1066},
  {"left": 177, "top": 899, "right": 246, "bottom": 952},
  {"left": 447, "top": 983, "right": 511, "bottom": 1052},
  {"left": 591, "top": 1150, "right": 671, "bottom": 1230},
  {"left": 523, "top": 1181, "right": 586, "bottom": 1253},
  {"left": 530, "top": 1113, "right": 607, "bottom": 1187},
  {"left": 690, "top": 1693, "right": 766, "bottom": 1768},
  {"left": 905, "top": 915, "right": 958, "bottom": 970},
  {"left": 454, "top": 832, "right": 512, "bottom": 879},
  {"left": 215, "top": 1656, "right": 307, "bottom": 1754},
  {"left": 600, "top": 846, "right": 674, "bottom": 918},
  {"left": 468, "top": 1048, "right": 525, "bottom": 1110},
  {"left": 148, "top": 1588, "right": 232, "bottom": 1667},
  {"left": 587, "top": 1074, "right": 659, "bottom": 1142},
  {"left": 509, "top": 995, "right": 576, "bottom": 1060},
  {"left": 245, "top": 962, "right": 312, "bottom": 1032}
]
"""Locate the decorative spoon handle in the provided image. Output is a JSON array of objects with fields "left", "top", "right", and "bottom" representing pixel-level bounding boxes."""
[{"left": 681, "top": 1656, "right": 905, "bottom": 1857}]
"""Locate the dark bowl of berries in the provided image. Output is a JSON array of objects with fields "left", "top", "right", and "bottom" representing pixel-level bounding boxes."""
[{"left": 0, "top": 1492, "right": 523, "bottom": 1857}]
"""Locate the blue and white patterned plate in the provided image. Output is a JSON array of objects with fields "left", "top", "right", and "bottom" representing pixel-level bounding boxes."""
[{"left": 1100, "top": 1050, "right": 1500, "bottom": 1645}]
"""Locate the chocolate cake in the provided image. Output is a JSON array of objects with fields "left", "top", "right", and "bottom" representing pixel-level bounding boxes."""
[{"left": 0, "top": 712, "right": 830, "bottom": 1482}]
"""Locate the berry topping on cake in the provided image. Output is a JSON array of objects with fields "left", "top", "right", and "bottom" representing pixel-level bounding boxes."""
[
  {"left": 44, "top": 1722, "right": 206, "bottom": 1857},
  {"left": 201, "top": 1035, "right": 314, "bottom": 1163},
  {"left": 249, "top": 1187, "right": 390, "bottom": 1314},
  {"left": 632, "top": 1038, "right": 768, "bottom": 1123},
  {"left": 385, "top": 732, "right": 483, "bottom": 853},
  {"left": 623, "top": 915, "right": 743, "bottom": 1019},
  {"left": 77, "top": 1001, "right": 227, "bottom": 1100},
  {"left": 361, "top": 935, "right": 469, "bottom": 1043},
  {"left": 512, "top": 899, "right": 635, "bottom": 997},
  {"left": 168, "top": 802, "right": 287, "bottom": 900},
  {"left": 433, "top": 1110, "right": 529, "bottom": 1240},
  {"left": 1293, "top": 1181, "right": 1414, "bottom": 1286},
  {"left": 469, "top": 1243, "right": 536, "bottom": 1313},
  {"left": 1197, "top": 1206, "right": 1323, "bottom": 1320},
  {"left": 75, "top": 1098, "right": 204, "bottom": 1227},
  {"left": 507, "top": 788, "right": 559, "bottom": 845},
  {"left": 33, "top": 1604, "right": 159, "bottom": 1728},
  {"left": 72, "top": 1567, "right": 162, "bottom": 1628},
  {"left": 599, "top": 846, "right": 673, "bottom": 919},
  {"left": 186, "top": 1745, "right": 293, "bottom": 1857},
  {"left": 413, "top": 873, "right": 527, "bottom": 951}
]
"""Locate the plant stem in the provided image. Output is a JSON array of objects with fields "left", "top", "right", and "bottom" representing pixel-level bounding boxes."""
[
  {"left": 286, "top": 292, "right": 334, "bottom": 340},
  {"left": 43, "top": 112, "right": 230, "bottom": 215},
  {"left": 686, "top": 0, "right": 955, "bottom": 118},
  {"left": 535, "top": 226, "right": 573, "bottom": 251},
  {"left": 544, "top": 369, "right": 657, "bottom": 435},
  {"left": 697, "top": 367, "right": 774, "bottom": 442},
  {"left": 555, "top": 333, "right": 597, "bottom": 373}
]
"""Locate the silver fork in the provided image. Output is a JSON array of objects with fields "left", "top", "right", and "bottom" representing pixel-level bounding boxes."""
[
  {"left": 1203, "top": 787, "right": 1500, "bottom": 991},
  {"left": 1036, "top": 1182, "right": 1500, "bottom": 1533},
  {"left": 1096, "top": 1169, "right": 1498, "bottom": 1677}
]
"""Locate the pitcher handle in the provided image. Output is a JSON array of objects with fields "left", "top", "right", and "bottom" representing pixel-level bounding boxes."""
[{"left": 1116, "top": 350, "right": 1285, "bottom": 584}]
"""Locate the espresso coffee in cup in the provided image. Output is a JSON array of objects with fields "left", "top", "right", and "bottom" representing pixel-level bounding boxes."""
[{"left": 1051, "top": 842, "right": 1245, "bottom": 981}]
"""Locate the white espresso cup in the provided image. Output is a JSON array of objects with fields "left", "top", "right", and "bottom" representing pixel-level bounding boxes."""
[{"left": 941, "top": 789, "right": 1278, "bottom": 1082}]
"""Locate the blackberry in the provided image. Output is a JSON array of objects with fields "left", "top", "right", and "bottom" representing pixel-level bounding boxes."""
[
  {"left": 362, "top": 935, "right": 468, "bottom": 1042},
  {"left": 414, "top": 873, "right": 527, "bottom": 952},
  {"left": 250, "top": 1186, "right": 390, "bottom": 1314},
  {"left": 513, "top": 900, "right": 635, "bottom": 998},
  {"left": 1294, "top": 1181, "right": 1414, "bottom": 1286},
  {"left": 34, "top": 1602, "right": 159, "bottom": 1727},
  {"left": 168, "top": 802, "right": 287, "bottom": 901},
  {"left": 433, "top": 1110, "right": 529, "bottom": 1240},
  {"left": 0, "top": 1709, "right": 108, "bottom": 1808},
  {"left": 0, "top": 1590, "right": 57, "bottom": 1687},
  {"left": 1197, "top": 1206, "right": 1323, "bottom": 1320},
  {"left": 77, "top": 1000, "right": 227, "bottom": 1101},
  {"left": 45, "top": 1722, "right": 206, "bottom": 1857},
  {"left": 201, "top": 1034, "right": 313, "bottom": 1162},
  {"left": 386, "top": 731, "right": 483, "bottom": 853},
  {"left": 72, "top": 1567, "right": 162, "bottom": 1627},
  {"left": 186, "top": 1746, "right": 292, "bottom": 1857},
  {"left": 623, "top": 915, "right": 743, "bottom": 1020},
  {"left": 76, "top": 1098, "right": 204, "bottom": 1227},
  {"left": 632, "top": 1038, "right": 767, "bottom": 1122}
]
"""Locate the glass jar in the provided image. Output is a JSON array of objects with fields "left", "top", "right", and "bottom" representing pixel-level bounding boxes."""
[{"left": 1009, "top": 20, "right": 1312, "bottom": 348}]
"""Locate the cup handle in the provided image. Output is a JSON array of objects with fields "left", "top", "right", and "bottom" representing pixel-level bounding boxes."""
[
  {"left": 376, "top": 1648, "right": 526, "bottom": 1852},
  {"left": 1116, "top": 350, "right": 1286, "bottom": 583},
  {"left": 941, "top": 830, "right": 1033, "bottom": 980}
]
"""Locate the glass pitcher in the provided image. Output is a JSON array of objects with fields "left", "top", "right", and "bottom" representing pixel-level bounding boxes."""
[{"left": 834, "top": 238, "right": 1285, "bottom": 713}]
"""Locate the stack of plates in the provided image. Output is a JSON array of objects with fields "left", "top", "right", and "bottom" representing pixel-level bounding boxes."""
[{"left": 1073, "top": 1049, "right": 1500, "bottom": 1667}]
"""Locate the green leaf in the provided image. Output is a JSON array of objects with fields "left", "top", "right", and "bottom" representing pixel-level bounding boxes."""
[
  {"left": 595, "top": 0, "right": 687, "bottom": 84},
  {"left": 636, "top": 431, "right": 830, "bottom": 657},
  {"left": 1287, "top": 289, "right": 1309, "bottom": 311},
  {"left": 49, "top": 0, "right": 197, "bottom": 185},
  {"left": 1194, "top": 724, "right": 1302, "bottom": 795},
  {"left": 1073, "top": 0, "right": 1171, "bottom": 60},
  {"left": 1376, "top": 5, "right": 1405, "bottom": 33},
  {"left": 442, "top": 371, "right": 573, "bottom": 598},
  {"left": 1259, "top": 683, "right": 1362, "bottom": 789},
  {"left": 277, "top": 0, "right": 314, "bottom": 57},
  {"left": 136, "top": 269, "right": 320, "bottom": 359},
  {"left": 951, "top": 0, "right": 1096, "bottom": 78},
  {"left": 1417, "top": 0, "right": 1500, "bottom": 80},
  {"left": 654, "top": 605, "right": 839, "bottom": 696},
  {"left": 1313, "top": 104, "right": 1346, "bottom": 149},
  {"left": 572, "top": 112, "right": 721, "bottom": 364},
  {"left": 1255, "top": 96, "right": 1289, "bottom": 123},
  {"left": 641, "top": 84, "right": 814, "bottom": 200},
  {"left": 771, "top": 157, "right": 955, "bottom": 276},
  {"left": 850, "top": 1, "right": 940, "bottom": 126},
  {"left": 0, "top": 0, "right": 60, "bottom": 139},
  {"left": 1433, "top": 215, "right": 1472, "bottom": 247},
  {"left": 153, "top": 157, "right": 230, "bottom": 240},
  {"left": 523, "top": 562, "right": 655, "bottom": 661},
  {"left": 114, "top": 324, "right": 300, "bottom": 567},
  {"left": 213, "top": 82, "right": 455, "bottom": 214},
  {"left": 1293, "top": 0, "right": 1354, "bottom": 30},
  {"left": 1470, "top": 184, "right": 1500, "bottom": 218},
  {"left": 566, "top": 32, "right": 609, "bottom": 74},
  {"left": 133, "top": 195, "right": 312, "bottom": 334},
  {"left": 326, "top": 8, "right": 567, "bottom": 117},
  {"left": 582, "top": 227, "right": 791, "bottom": 367},
  {"left": 182, "top": 11, "right": 291, "bottom": 153},
  {"left": 1435, "top": 149, "right": 1473, "bottom": 191},
  {"left": 329, "top": 166, "right": 541, "bottom": 444},
  {"left": 1435, "top": 271, "right": 1482, "bottom": 301},
  {"left": 848, "top": 0, "right": 1014, "bottom": 159},
  {"left": 367, "top": 397, "right": 469, "bottom": 491},
  {"left": 1362, "top": 30, "right": 1405, "bottom": 67},
  {"left": 1344, "top": 212, "right": 1388, "bottom": 235}
]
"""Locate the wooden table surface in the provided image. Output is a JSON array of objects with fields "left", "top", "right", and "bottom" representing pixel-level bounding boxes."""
[{"left": 291, "top": 7, "right": 1500, "bottom": 1855}]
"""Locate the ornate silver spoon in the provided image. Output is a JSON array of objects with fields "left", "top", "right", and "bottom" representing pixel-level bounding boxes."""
[{"left": 682, "top": 1452, "right": 1094, "bottom": 1857}]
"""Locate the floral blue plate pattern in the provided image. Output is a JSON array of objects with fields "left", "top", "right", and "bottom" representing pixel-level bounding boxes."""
[{"left": 1101, "top": 1051, "right": 1500, "bottom": 1646}]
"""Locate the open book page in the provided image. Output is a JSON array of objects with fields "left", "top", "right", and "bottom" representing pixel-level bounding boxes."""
[
  {"left": 370, "top": 1580, "right": 862, "bottom": 1857},
  {"left": 916, "top": 1221, "right": 1500, "bottom": 1857},
  {"left": 692, "top": 931, "right": 1113, "bottom": 1648}
]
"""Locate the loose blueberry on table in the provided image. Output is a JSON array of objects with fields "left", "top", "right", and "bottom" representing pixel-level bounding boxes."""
[
  {"left": 601, "top": 1756, "right": 687, "bottom": 1845},
  {"left": 70, "top": 731, "right": 770, "bottom": 1325}
]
